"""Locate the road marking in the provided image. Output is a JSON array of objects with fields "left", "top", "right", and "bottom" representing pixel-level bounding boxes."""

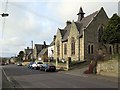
[{"left": 2, "top": 68, "right": 11, "bottom": 82}]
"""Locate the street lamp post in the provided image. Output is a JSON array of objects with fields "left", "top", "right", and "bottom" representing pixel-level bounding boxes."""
[
  {"left": 1, "top": 12, "right": 9, "bottom": 65},
  {"left": 0, "top": 13, "right": 9, "bottom": 17}
]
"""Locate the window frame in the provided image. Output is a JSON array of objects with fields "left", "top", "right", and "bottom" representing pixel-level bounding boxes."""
[{"left": 71, "top": 37, "right": 75, "bottom": 55}]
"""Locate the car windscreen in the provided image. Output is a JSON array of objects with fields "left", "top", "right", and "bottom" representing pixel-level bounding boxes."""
[{"left": 37, "top": 62, "right": 43, "bottom": 64}]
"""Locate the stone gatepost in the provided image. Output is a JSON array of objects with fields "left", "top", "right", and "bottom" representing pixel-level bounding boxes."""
[
  {"left": 66, "top": 57, "right": 71, "bottom": 71},
  {"left": 66, "top": 59, "right": 69, "bottom": 71},
  {"left": 56, "top": 57, "right": 59, "bottom": 67}
]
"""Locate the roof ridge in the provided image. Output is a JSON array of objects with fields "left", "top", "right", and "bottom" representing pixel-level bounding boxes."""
[{"left": 82, "top": 10, "right": 99, "bottom": 20}]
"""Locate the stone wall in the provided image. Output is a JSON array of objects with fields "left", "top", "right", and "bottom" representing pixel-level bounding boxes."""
[{"left": 97, "top": 59, "right": 118, "bottom": 77}]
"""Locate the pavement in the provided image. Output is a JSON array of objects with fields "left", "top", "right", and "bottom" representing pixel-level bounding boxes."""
[
  {"left": 55, "top": 61, "right": 119, "bottom": 83},
  {"left": 63, "top": 66, "right": 119, "bottom": 83}
]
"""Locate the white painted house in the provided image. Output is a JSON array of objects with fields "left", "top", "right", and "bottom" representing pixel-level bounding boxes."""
[{"left": 48, "top": 35, "right": 56, "bottom": 61}]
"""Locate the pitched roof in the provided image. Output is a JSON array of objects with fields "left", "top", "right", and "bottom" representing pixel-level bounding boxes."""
[
  {"left": 74, "top": 22, "right": 83, "bottom": 33},
  {"left": 57, "top": 7, "right": 105, "bottom": 42},
  {"left": 61, "top": 24, "right": 71, "bottom": 41},
  {"left": 35, "top": 44, "right": 49, "bottom": 55},
  {"left": 25, "top": 48, "right": 33, "bottom": 56},
  {"left": 27, "top": 51, "right": 32, "bottom": 57},
  {"left": 62, "top": 11, "right": 98, "bottom": 42},
  {"left": 74, "top": 10, "right": 99, "bottom": 35},
  {"left": 59, "top": 29, "right": 67, "bottom": 38},
  {"left": 38, "top": 48, "right": 48, "bottom": 56},
  {"left": 80, "top": 11, "right": 98, "bottom": 28},
  {"left": 35, "top": 44, "right": 43, "bottom": 50},
  {"left": 49, "top": 41, "right": 54, "bottom": 46}
]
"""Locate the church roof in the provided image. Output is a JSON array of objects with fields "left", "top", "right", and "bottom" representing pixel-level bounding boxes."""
[
  {"left": 62, "top": 11, "right": 98, "bottom": 41},
  {"left": 57, "top": 7, "right": 106, "bottom": 42},
  {"left": 80, "top": 11, "right": 98, "bottom": 28},
  {"left": 75, "top": 10, "right": 98, "bottom": 33}
]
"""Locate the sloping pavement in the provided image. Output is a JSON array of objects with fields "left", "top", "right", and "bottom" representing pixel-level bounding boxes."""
[{"left": 64, "top": 65, "right": 118, "bottom": 83}]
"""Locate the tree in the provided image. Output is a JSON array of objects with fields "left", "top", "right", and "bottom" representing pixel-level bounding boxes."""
[
  {"left": 18, "top": 51, "right": 24, "bottom": 62},
  {"left": 102, "top": 13, "right": 120, "bottom": 53}
]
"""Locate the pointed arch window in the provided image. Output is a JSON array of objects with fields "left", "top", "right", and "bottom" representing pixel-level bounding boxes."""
[
  {"left": 71, "top": 37, "right": 75, "bottom": 55},
  {"left": 98, "top": 25, "right": 104, "bottom": 42},
  {"left": 91, "top": 45, "right": 94, "bottom": 54},
  {"left": 88, "top": 44, "right": 94, "bottom": 54},
  {"left": 64, "top": 43, "right": 67, "bottom": 55},
  {"left": 88, "top": 45, "right": 90, "bottom": 54}
]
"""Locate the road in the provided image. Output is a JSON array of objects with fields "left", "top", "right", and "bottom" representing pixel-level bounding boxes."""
[
  {"left": 2, "top": 64, "right": 118, "bottom": 89},
  {"left": 0, "top": 66, "right": 2, "bottom": 90}
]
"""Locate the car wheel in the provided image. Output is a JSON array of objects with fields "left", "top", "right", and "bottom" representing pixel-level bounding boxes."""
[{"left": 36, "top": 67, "right": 39, "bottom": 70}]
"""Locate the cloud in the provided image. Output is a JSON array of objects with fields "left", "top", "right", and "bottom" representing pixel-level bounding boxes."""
[
  {"left": 56, "top": 0, "right": 118, "bottom": 23},
  {"left": 0, "top": 37, "right": 26, "bottom": 57},
  {"left": 0, "top": 0, "right": 119, "bottom": 57}
]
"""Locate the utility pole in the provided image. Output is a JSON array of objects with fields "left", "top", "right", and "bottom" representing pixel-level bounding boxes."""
[{"left": 31, "top": 40, "right": 34, "bottom": 61}]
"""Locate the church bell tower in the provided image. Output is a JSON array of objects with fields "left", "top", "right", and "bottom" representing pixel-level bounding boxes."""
[{"left": 77, "top": 7, "right": 85, "bottom": 22}]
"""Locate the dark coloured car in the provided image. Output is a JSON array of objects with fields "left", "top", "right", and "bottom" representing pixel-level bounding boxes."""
[
  {"left": 1, "top": 62, "right": 6, "bottom": 65},
  {"left": 40, "top": 63, "right": 56, "bottom": 72}
]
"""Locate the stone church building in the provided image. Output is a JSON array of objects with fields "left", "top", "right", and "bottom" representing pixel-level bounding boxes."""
[{"left": 54, "top": 7, "right": 115, "bottom": 62}]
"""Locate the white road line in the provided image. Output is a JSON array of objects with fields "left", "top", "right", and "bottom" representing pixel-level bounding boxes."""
[{"left": 2, "top": 68, "right": 11, "bottom": 82}]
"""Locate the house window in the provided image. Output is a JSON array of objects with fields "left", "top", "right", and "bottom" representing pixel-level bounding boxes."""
[
  {"left": 88, "top": 44, "right": 94, "bottom": 54},
  {"left": 71, "top": 37, "right": 75, "bottom": 55},
  {"left": 88, "top": 45, "right": 90, "bottom": 54},
  {"left": 64, "top": 43, "right": 67, "bottom": 55},
  {"left": 57, "top": 42, "right": 60, "bottom": 56}
]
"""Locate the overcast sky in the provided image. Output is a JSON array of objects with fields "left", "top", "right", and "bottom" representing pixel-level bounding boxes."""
[{"left": 0, "top": 0, "right": 119, "bottom": 57}]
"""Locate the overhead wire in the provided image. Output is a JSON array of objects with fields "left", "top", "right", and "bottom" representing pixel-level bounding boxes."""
[
  {"left": 2, "top": 0, "right": 8, "bottom": 39},
  {"left": 1, "top": 0, "right": 8, "bottom": 58}
]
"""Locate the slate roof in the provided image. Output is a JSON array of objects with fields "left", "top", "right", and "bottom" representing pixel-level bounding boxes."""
[
  {"left": 59, "top": 24, "right": 71, "bottom": 41},
  {"left": 80, "top": 11, "right": 98, "bottom": 28},
  {"left": 25, "top": 49, "right": 33, "bottom": 56},
  {"left": 59, "top": 29, "right": 67, "bottom": 38},
  {"left": 49, "top": 41, "right": 54, "bottom": 46},
  {"left": 38, "top": 48, "right": 48, "bottom": 57},
  {"left": 35, "top": 44, "right": 49, "bottom": 55},
  {"left": 61, "top": 10, "right": 98, "bottom": 42},
  {"left": 62, "top": 24, "right": 71, "bottom": 41},
  {"left": 56, "top": 7, "right": 105, "bottom": 43}
]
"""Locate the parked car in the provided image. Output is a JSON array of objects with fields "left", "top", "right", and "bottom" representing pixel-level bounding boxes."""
[
  {"left": 31, "top": 62, "right": 43, "bottom": 70},
  {"left": 28, "top": 62, "right": 34, "bottom": 69},
  {"left": 1, "top": 62, "right": 6, "bottom": 65},
  {"left": 17, "top": 63, "right": 22, "bottom": 66},
  {"left": 40, "top": 63, "right": 56, "bottom": 72}
]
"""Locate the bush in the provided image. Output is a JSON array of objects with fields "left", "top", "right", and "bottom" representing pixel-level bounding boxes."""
[{"left": 112, "top": 54, "right": 120, "bottom": 60}]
